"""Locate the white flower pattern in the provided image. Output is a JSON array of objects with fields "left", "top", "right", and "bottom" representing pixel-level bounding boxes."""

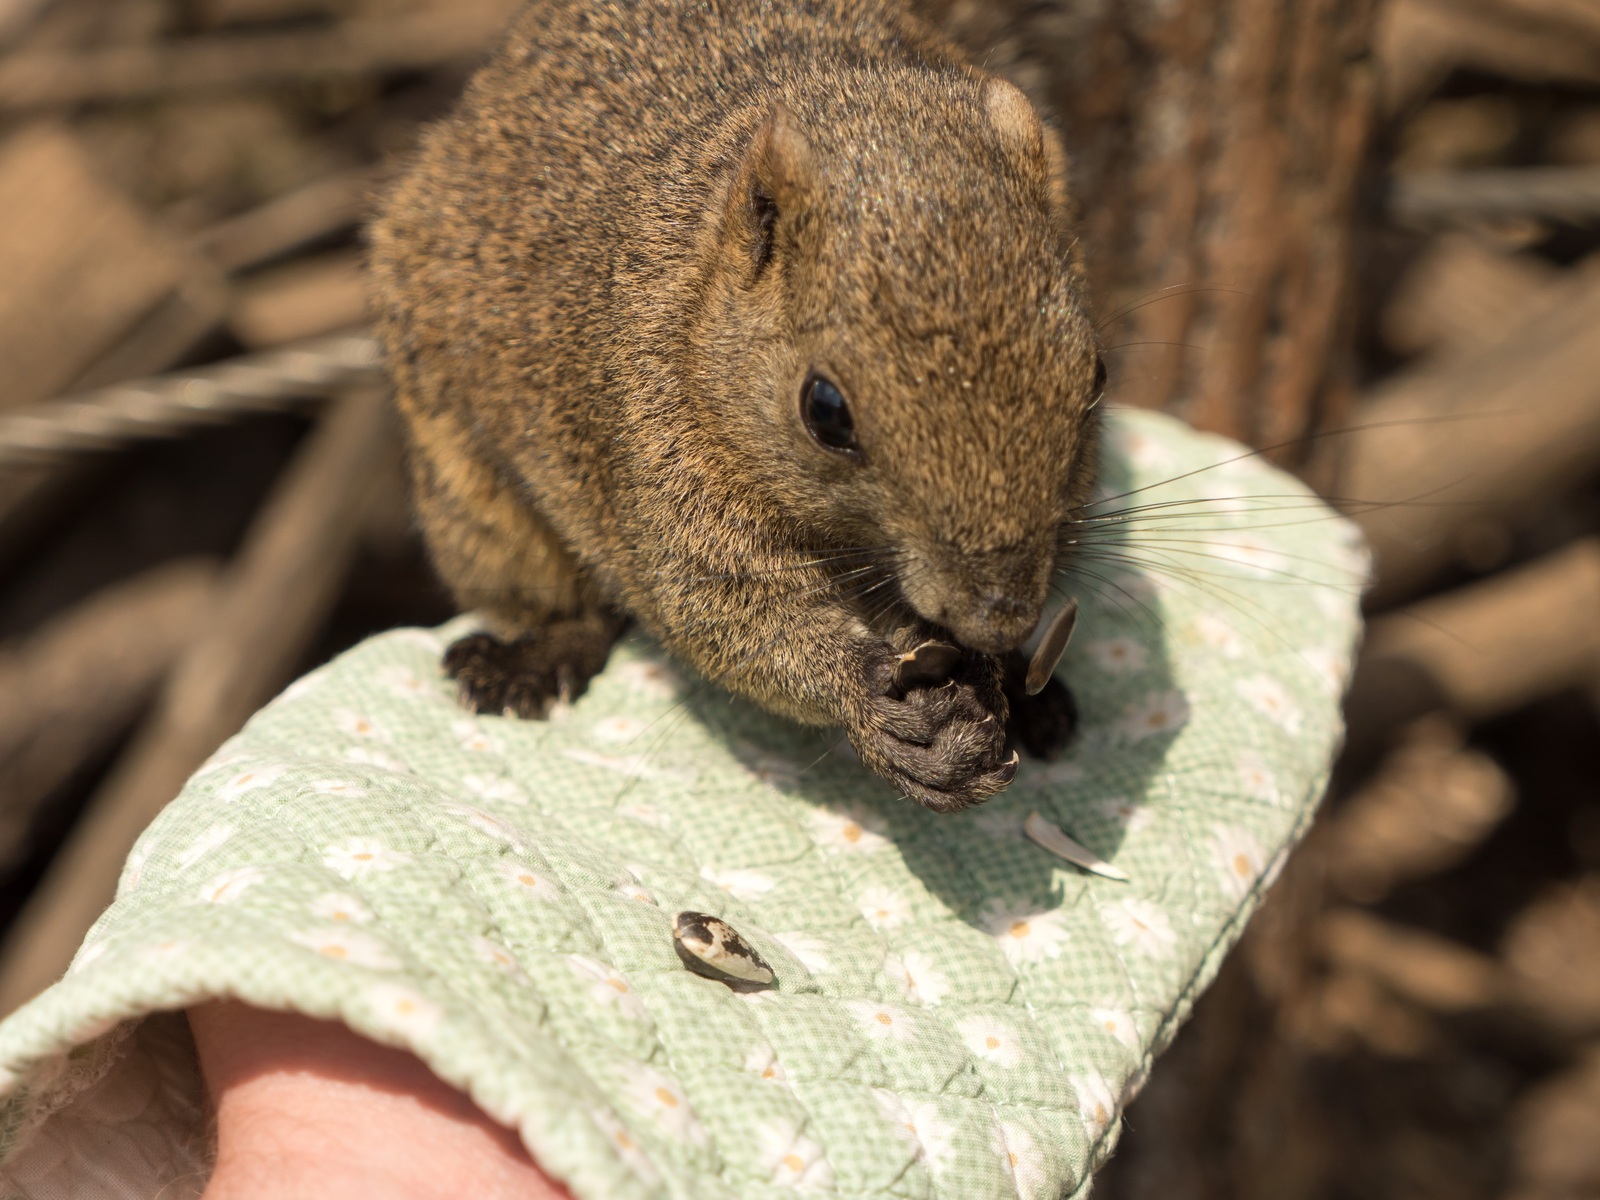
[
  {"left": 883, "top": 949, "right": 951, "bottom": 1006},
  {"left": 857, "top": 887, "right": 912, "bottom": 931},
  {"left": 1071, "top": 1071, "right": 1118, "bottom": 1139},
  {"left": 955, "top": 1014, "right": 1023, "bottom": 1068},
  {"left": 1086, "top": 637, "right": 1147, "bottom": 673},
  {"left": 323, "top": 838, "right": 411, "bottom": 879},
  {"left": 497, "top": 859, "right": 563, "bottom": 900},
  {"left": 1211, "top": 823, "right": 1266, "bottom": 899},
  {"left": 808, "top": 806, "right": 889, "bottom": 853},
  {"left": 757, "top": 1121, "right": 834, "bottom": 1190},
  {"left": 288, "top": 926, "right": 401, "bottom": 970},
  {"left": 622, "top": 1066, "right": 706, "bottom": 1146},
  {"left": 848, "top": 1000, "right": 918, "bottom": 1043},
  {"left": 196, "top": 866, "right": 263, "bottom": 904},
  {"left": 1236, "top": 674, "right": 1303, "bottom": 734},
  {"left": 979, "top": 900, "right": 1071, "bottom": 964},
  {"left": 310, "top": 892, "right": 373, "bottom": 924},
  {"left": 771, "top": 931, "right": 831, "bottom": 973},
  {"left": 700, "top": 865, "right": 775, "bottom": 902},
  {"left": 1101, "top": 897, "right": 1178, "bottom": 959},
  {"left": 1117, "top": 689, "right": 1190, "bottom": 741},
  {"left": 567, "top": 955, "right": 649, "bottom": 1021}
]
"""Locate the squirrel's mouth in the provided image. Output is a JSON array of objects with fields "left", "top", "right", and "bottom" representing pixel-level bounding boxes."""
[{"left": 892, "top": 545, "right": 1054, "bottom": 656}]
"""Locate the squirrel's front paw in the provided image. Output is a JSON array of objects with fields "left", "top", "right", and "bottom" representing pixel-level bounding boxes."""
[
  {"left": 444, "top": 618, "right": 618, "bottom": 719},
  {"left": 847, "top": 641, "right": 1017, "bottom": 813}
]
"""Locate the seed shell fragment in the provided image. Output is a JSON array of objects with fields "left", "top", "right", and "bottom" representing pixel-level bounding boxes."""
[
  {"left": 1025, "top": 598, "right": 1079, "bottom": 695},
  {"left": 1024, "top": 811, "right": 1129, "bottom": 881},
  {"left": 893, "top": 639, "right": 963, "bottom": 692},
  {"left": 672, "top": 910, "right": 776, "bottom": 990}
]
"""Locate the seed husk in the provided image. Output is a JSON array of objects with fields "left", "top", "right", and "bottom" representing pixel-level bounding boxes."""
[
  {"left": 672, "top": 910, "right": 775, "bottom": 989},
  {"left": 1025, "top": 598, "right": 1079, "bottom": 696},
  {"left": 893, "top": 639, "right": 963, "bottom": 692},
  {"left": 1024, "top": 810, "right": 1129, "bottom": 881}
]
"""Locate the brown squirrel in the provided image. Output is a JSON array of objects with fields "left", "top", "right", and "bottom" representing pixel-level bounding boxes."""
[{"left": 369, "top": 0, "right": 1103, "bottom": 812}]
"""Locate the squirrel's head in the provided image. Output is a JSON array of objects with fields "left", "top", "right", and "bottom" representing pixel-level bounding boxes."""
[{"left": 685, "top": 71, "right": 1102, "bottom": 655}]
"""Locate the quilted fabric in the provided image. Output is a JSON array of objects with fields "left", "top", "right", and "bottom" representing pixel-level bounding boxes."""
[{"left": 0, "top": 408, "right": 1366, "bottom": 1200}]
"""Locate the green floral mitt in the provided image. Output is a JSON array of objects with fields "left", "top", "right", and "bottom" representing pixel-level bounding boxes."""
[{"left": 0, "top": 408, "right": 1366, "bottom": 1200}]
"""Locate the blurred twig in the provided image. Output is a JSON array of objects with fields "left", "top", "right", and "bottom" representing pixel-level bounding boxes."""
[
  {"left": 1391, "top": 166, "right": 1600, "bottom": 224},
  {"left": 1344, "top": 540, "right": 1600, "bottom": 764},
  {"left": 0, "top": 9, "right": 509, "bottom": 109},
  {"left": 1332, "top": 259, "right": 1600, "bottom": 604},
  {"left": 0, "top": 559, "right": 217, "bottom": 872},
  {"left": 0, "top": 333, "right": 381, "bottom": 466},
  {"left": 0, "top": 383, "right": 394, "bottom": 1013},
  {"left": 194, "top": 165, "right": 382, "bottom": 274}
]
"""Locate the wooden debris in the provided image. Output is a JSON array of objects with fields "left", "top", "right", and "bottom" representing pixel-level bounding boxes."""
[
  {"left": 1350, "top": 539, "right": 1600, "bottom": 729},
  {"left": 1502, "top": 877, "right": 1600, "bottom": 1038},
  {"left": 1391, "top": 165, "right": 1600, "bottom": 224},
  {"left": 0, "top": 7, "right": 515, "bottom": 109},
  {"left": 1325, "top": 717, "right": 1515, "bottom": 903},
  {"left": 0, "top": 124, "right": 206, "bottom": 410},
  {"left": 1550, "top": 107, "right": 1600, "bottom": 166},
  {"left": 1379, "top": 234, "right": 1559, "bottom": 358},
  {"left": 0, "top": 384, "right": 394, "bottom": 1014},
  {"left": 1377, "top": 0, "right": 1600, "bottom": 113},
  {"left": 69, "top": 267, "right": 231, "bottom": 391},
  {"left": 0, "top": 559, "right": 216, "bottom": 871},
  {"left": 0, "top": 333, "right": 381, "bottom": 467},
  {"left": 1507, "top": 1047, "right": 1600, "bottom": 1200},
  {"left": 228, "top": 249, "right": 367, "bottom": 349},
  {"left": 1334, "top": 263, "right": 1600, "bottom": 604},
  {"left": 1317, "top": 908, "right": 1511, "bottom": 1015},
  {"left": 194, "top": 166, "right": 382, "bottom": 274}
]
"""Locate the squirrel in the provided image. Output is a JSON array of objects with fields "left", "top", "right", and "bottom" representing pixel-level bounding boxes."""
[{"left": 369, "top": 0, "right": 1104, "bottom": 813}]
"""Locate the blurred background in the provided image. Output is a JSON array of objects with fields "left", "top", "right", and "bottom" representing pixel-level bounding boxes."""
[{"left": 0, "top": 0, "right": 1597, "bottom": 1195}]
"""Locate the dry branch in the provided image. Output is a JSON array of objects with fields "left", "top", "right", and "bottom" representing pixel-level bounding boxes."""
[
  {"left": 0, "top": 384, "right": 394, "bottom": 1013},
  {"left": 0, "top": 560, "right": 217, "bottom": 871},
  {"left": 1350, "top": 538, "right": 1600, "bottom": 729},
  {"left": 0, "top": 8, "right": 511, "bottom": 109},
  {"left": 1380, "top": 234, "right": 1558, "bottom": 358},
  {"left": 0, "top": 124, "right": 204, "bottom": 410},
  {"left": 228, "top": 249, "right": 367, "bottom": 349},
  {"left": 1391, "top": 166, "right": 1600, "bottom": 224},
  {"left": 1318, "top": 908, "right": 1511, "bottom": 1015},
  {"left": 194, "top": 166, "right": 382, "bottom": 274},
  {"left": 0, "top": 333, "right": 381, "bottom": 466},
  {"left": 1377, "top": 0, "right": 1600, "bottom": 112},
  {"left": 1334, "top": 263, "right": 1600, "bottom": 604},
  {"left": 1325, "top": 716, "right": 1515, "bottom": 903},
  {"left": 1503, "top": 878, "right": 1600, "bottom": 1038}
]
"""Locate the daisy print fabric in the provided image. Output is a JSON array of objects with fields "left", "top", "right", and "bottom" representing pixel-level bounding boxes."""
[{"left": 0, "top": 409, "right": 1364, "bottom": 1200}]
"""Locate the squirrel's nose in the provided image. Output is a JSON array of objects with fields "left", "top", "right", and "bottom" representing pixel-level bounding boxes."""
[{"left": 948, "top": 590, "right": 1042, "bottom": 655}]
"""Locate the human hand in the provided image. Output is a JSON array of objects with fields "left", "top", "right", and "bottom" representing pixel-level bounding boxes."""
[{"left": 189, "top": 1002, "right": 573, "bottom": 1200}]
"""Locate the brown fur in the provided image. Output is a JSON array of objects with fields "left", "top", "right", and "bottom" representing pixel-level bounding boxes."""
[{"left": 369, "top": 0, "right": 1102, "bottom": 812}]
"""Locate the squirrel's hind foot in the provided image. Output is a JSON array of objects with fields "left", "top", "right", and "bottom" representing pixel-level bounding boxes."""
[{"left": 444, "top": 613, "right": 626, "bottom": 719}]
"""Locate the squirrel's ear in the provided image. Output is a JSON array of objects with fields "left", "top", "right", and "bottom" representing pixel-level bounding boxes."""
[
  {"left": 983, "top": 77, "right": 1045, "bottom": 168},
  {"left": 727, "top": 104, "right": 814, "bottom": 283}
]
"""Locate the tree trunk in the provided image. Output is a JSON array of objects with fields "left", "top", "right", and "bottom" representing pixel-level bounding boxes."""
[{"left": 915, "top": 0, "right": 1378, "bottom": 456}]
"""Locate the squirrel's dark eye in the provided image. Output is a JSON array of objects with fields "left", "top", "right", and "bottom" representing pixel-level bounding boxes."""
[
  {"left": 801, "top": 374, "right": 860, "bottom": 456},
  {"left": 1092, "top": 355, "right": 1108, "bottom": 398}
]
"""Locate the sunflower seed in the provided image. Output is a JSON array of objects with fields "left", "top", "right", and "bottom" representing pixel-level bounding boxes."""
[
  {"left": 1025, "top": 598, "right": 1079, "bottom": 695},
  {"left": 672, "top": 911, "right": 775, "bottom": 989},
  {"left": 1024, "top": 811, "right": 1129, "bottom": 881},
  {"left": 893, "top": 639, "right": 962, "bottom": 691}
]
